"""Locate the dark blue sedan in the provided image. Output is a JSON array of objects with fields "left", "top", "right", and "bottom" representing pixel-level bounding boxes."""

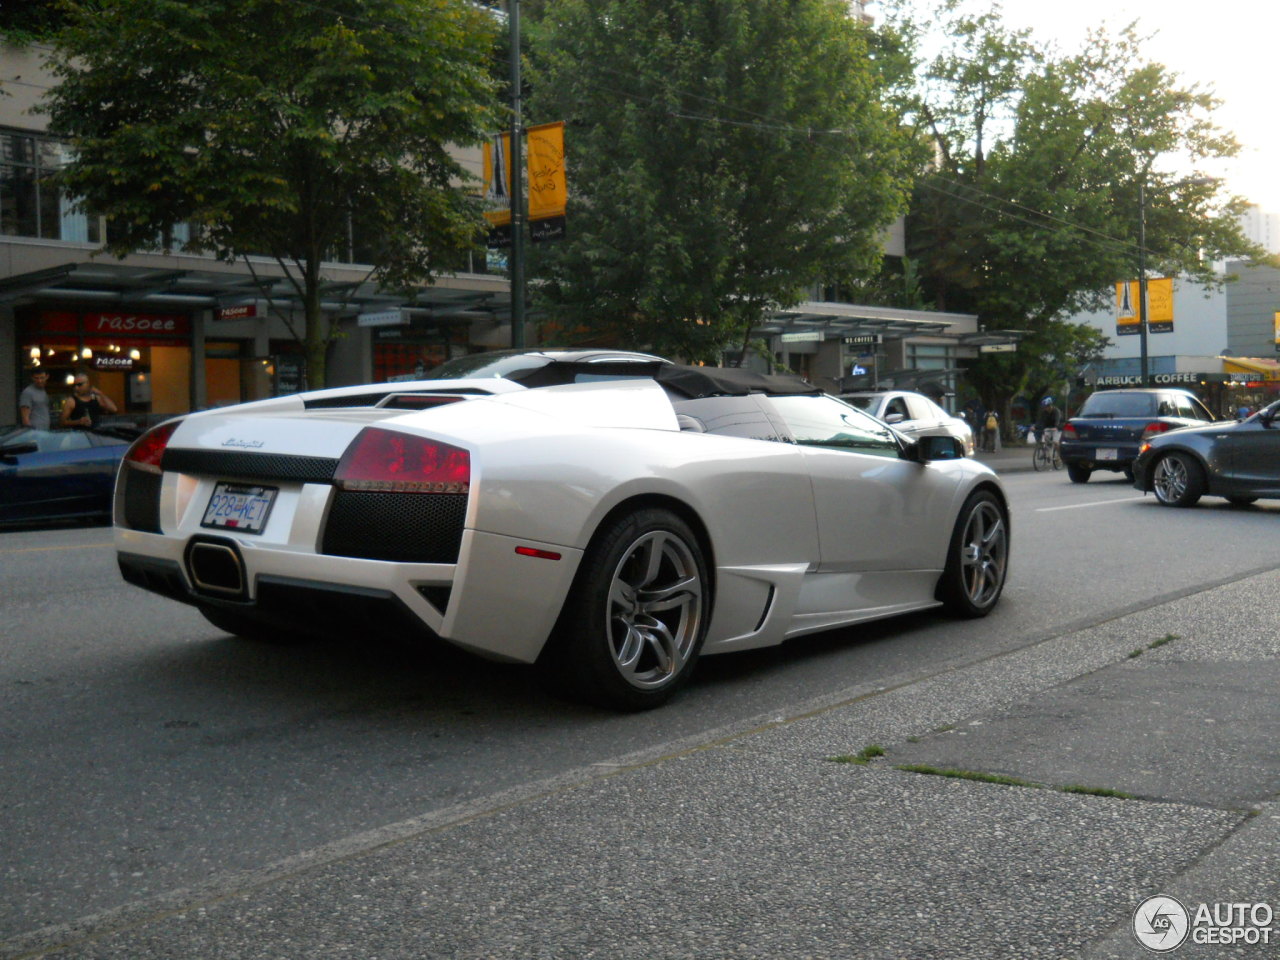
[{"left": 0, "top": 424, "right": 137, "bottom": 525}]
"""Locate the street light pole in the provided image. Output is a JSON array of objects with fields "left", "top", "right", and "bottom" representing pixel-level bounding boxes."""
[
  {"left": 1137, "top": 179, "right": 1149, "bottom": 387},
  {"left": 508, "top": 0, "right": 525, "bottom": 348}
]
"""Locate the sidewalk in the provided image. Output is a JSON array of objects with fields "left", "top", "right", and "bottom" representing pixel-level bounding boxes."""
[
  {"left": 10, "top": 571, "right": 1279, "bottom": 959},
  {"left": 975, "top": 439, "right": 1039, "bottom": 474}
]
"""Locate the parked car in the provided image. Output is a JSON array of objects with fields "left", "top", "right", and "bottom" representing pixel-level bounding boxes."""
[
  {"left": 0, "top": 423, "right": 139, "bottom": 525},
  {"left": 1131, "top": 397, "right": 1280, "bottom": 507},
  {"left": 1058, "top": 388, "right": 1218, "bottom": 483},
  {"left": 839, "top": 390, "right": 976, "bottom": 455},
  {"left": 113, "top": 361, "right": 1009, "bottom": 710}
]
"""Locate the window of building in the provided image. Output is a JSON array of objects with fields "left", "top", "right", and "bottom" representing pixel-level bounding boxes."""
[{"left": 0, "top": 132, "right": 100, "bottom": 243}]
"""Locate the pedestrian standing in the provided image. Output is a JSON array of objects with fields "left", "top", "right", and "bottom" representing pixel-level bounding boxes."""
[
  {"left": 982, "top": 408, "right": 1000, "bottom": 453},
  {"left": 60, "top": 369, "right": 118, "bottom": 428},
  {"left": 19, "top": 369, "right": 52, "bottom": 431}
]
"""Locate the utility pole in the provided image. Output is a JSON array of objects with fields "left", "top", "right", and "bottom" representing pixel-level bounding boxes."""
[
  {"left": 508, "top": 0, "right": 525, "bottom": 348},
  {"left": 1137, "top": 178, "right": 1149, "bottom": 387}
]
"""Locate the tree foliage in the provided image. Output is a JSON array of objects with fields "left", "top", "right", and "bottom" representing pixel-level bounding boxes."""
[
  {"left": 44, "top": 0, "right": 498, "bottom": 388},
  {"left": 888, "top": 0, "right": 1260, "bottom": 414},
  {"left": 524, "top": 0, "right": 922, "bottom": 361},
  {"left": 0, "top": 0, "right": 66, "bottom": 42}
]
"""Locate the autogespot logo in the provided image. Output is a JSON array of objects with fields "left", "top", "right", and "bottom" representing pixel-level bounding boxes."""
[{"left": 1133, "top": 895, "right": 1191, "bottom": 952}]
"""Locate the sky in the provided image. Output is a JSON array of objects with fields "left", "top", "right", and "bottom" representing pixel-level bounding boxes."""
[{"left": 875, "top": 0, "right": 1280, "bottom": 212}]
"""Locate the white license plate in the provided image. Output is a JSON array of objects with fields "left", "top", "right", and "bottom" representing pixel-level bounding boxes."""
[
  {"left": 201, "top": 483, "right": 277, "bottom": 534},
  {"left": 1097, "top": 448, "right": 1118, "bottom": 461}
]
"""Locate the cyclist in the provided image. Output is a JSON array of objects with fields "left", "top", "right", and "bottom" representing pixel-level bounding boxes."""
[{"left": 1036, "top": 396, "right": 1062, "bottom": 447}]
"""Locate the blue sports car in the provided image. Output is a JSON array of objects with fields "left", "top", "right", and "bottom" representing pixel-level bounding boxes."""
[{"left": 0, "top": 424, "right": 139, "bottom": 525}]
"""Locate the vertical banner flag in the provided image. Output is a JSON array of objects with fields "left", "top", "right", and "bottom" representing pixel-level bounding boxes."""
[
  {"left": 526, "top": 121, "right": 567, "bottom": 243},
  {"left": 483, "top": 133, "right": 513, "bottom": 249},
  {"left": 1115, "top": 278, "right": 1174, "bottom": 336}
]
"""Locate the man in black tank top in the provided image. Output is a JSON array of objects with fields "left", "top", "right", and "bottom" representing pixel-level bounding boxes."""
[{"left": 61, "top": 370, "right": 118, "bottom": 428}]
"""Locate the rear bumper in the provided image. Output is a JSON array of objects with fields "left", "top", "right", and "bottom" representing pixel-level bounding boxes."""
[
  {"left": 115, "top": 525, "right": 583, "bottom": 664},
  {"left": 1059, "top": 441, "right": 1140, "bottom": 470}
]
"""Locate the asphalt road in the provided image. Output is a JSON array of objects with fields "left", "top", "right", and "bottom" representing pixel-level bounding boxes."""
[{"left": 3, "top": 470, "right": 1279, "bottom": 955}]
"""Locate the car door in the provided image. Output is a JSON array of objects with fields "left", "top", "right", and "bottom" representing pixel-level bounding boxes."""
[
  {"left": 762, "top": 395, "right": 960, "bottom": 576},
  {"left": 1216, "top": 411, "right": 1280, "bottom": 494},
  {"left": 905, "top": 394, "right": 948, "bottom": 437},
  {"left": 0, "top": 430, "right": 116, "bottom": 521}
]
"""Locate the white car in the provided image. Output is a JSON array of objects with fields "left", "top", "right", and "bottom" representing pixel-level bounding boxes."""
[
  {"left": 114, "top": 361, "right": 1009, "bottom": 710},
  {"left": 840, "top": 390, "right": 976, "bottom": 456}
]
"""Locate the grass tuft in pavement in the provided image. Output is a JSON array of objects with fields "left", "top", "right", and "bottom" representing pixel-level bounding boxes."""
[
  {"left": 828, "top": 744, "right": 887, "bottom": 765},
  {"left": 896, "top": 764, "right": 1138, "bottom": 800}
]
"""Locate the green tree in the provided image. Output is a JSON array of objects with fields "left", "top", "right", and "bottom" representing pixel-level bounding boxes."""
[
  {"left": 44, "top": 0, "right": 498, "bottom": 388},
  {"left": 524, "top": 0, "right": 921, "bottom": 361},
  {"left": 894, "top": 2, "right": 1259, "bottom": 418},
  {"left": 0, "top": 0, "right": 66, "bottom": 42}
]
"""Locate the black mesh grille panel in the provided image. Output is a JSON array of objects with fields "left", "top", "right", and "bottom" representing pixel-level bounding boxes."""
[
  {"left": 161, "top": 449, "right": 338, "bottom": 483},
  {"left": 120, "top": 466, "right": 163, "bottom": 533},
  {"left": 303, "top": 393, "right": 394, "bottom": 409},
  {"left": 321, "top": 491, "right": 466, "bottom": 563}
]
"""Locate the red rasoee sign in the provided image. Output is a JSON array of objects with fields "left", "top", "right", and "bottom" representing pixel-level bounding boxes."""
[{"left": 85, "top": 313, "right": 190, "bottom": 336}]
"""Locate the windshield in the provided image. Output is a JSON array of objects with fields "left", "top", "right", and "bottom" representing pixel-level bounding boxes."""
[{"left": 1078, "top": 392, "right": 1155, "bottom": 418}]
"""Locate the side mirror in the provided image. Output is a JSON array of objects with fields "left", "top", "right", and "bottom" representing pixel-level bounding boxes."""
[
  {"left": 1, "top": 442, "right": 39, "bottom": 461},
  {"left": 909, "top": 435, "right": 964, "bottom": 462},
  {"left": 884, "top": 412, "right": 905, "bottom": 425}
]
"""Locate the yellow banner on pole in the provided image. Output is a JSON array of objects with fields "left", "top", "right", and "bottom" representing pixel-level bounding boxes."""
[
  {"left": 482, "top": 133, "right": 512, "bottom": 231},
  {"left": 527, "top": 121, "right": 566, "bottom": 242},
  {"left": 1115, "top": 278, "right": 1174, "bottom": 336},
  {"left": 482, "top": 123, "right": 567, "bottom": 245}
]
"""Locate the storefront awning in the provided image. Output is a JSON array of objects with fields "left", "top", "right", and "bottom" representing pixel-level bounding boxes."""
[
  {"left": 1222, "top": 357, "right": 1280, "bottom": 380},
  {"left": 0, "top": 261, "right": 520, "bottom": 320},
  {"left": 756, "top": 301, "right": 966, "bottom": 340}
]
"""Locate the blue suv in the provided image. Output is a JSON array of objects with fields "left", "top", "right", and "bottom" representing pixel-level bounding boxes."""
[{"left": 1059, "top": 388, "right": 1218, "bottom": 483}]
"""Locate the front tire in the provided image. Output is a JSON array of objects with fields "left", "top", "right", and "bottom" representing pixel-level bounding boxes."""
[
  {"left": 938, "top": 490, "right": 1009, "bottom": 618},
  {"left": 540, "top": 507, "right": 710, "bottom": 710},
  {"left": 1152, "top": 452, "right": 1205, "bottom": 507}
]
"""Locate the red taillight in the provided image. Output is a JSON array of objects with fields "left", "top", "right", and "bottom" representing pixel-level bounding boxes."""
[
  {"left": 1141, "top": 421, "right": 1173, "bottom": 441},
  {"left": 335, "top": 427, "right": 470, "bottom": 494},
  {"left": 1061, "top": 423, "right": 1078, "bottom": 441},
  {"left": 124, "top": 420, "right": 182, "bottom": 474}
]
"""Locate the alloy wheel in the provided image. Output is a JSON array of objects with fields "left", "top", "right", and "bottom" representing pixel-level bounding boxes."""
[
  {"left": 1153, "top": 456, "right": 1189, "bottom": 504},
  {"left": 958, "top": 499, "right": 1007, "bottom": 609},
  {"left": 605, "top": 530, "right": 704, "bottom": 690}
]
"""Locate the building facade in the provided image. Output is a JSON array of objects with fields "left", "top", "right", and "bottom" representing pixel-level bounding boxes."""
[
  {"left": 1064, "top": 261, "right": 1280, "bottom": 415},
  {"left": 1, "top": 41, "right": 511, "bottom": 425}
]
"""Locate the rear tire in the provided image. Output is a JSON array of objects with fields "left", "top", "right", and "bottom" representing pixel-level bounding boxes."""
[
  {"left": 938, "top": 490, "right": 1009, "bottom": 618},
  {"left": 539, "top": 507, "right": 710, "bottom": 711},
  {"left": 1226, "top": 495, "right": 1258, "bottom": 507},
  {"left": 1066, "top": 463, "right": 1091, "bottom": 484},
  {"left": 1152, "top": 452, "right": 1205, "bottom": 508}
]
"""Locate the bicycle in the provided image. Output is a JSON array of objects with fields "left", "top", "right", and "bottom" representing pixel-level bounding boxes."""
[{"left": 1032, "top": 428, "right": 1062, "bottom": 471}]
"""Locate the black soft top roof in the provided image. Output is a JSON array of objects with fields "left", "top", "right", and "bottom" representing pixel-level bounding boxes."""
[{"left": 656, "top": 364, "right": 821, "bottom": 399}]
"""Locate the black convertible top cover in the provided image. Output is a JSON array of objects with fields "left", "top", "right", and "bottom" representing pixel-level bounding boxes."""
[{"left": 655, "top": 364, "right": 822, "bottom": 399}]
